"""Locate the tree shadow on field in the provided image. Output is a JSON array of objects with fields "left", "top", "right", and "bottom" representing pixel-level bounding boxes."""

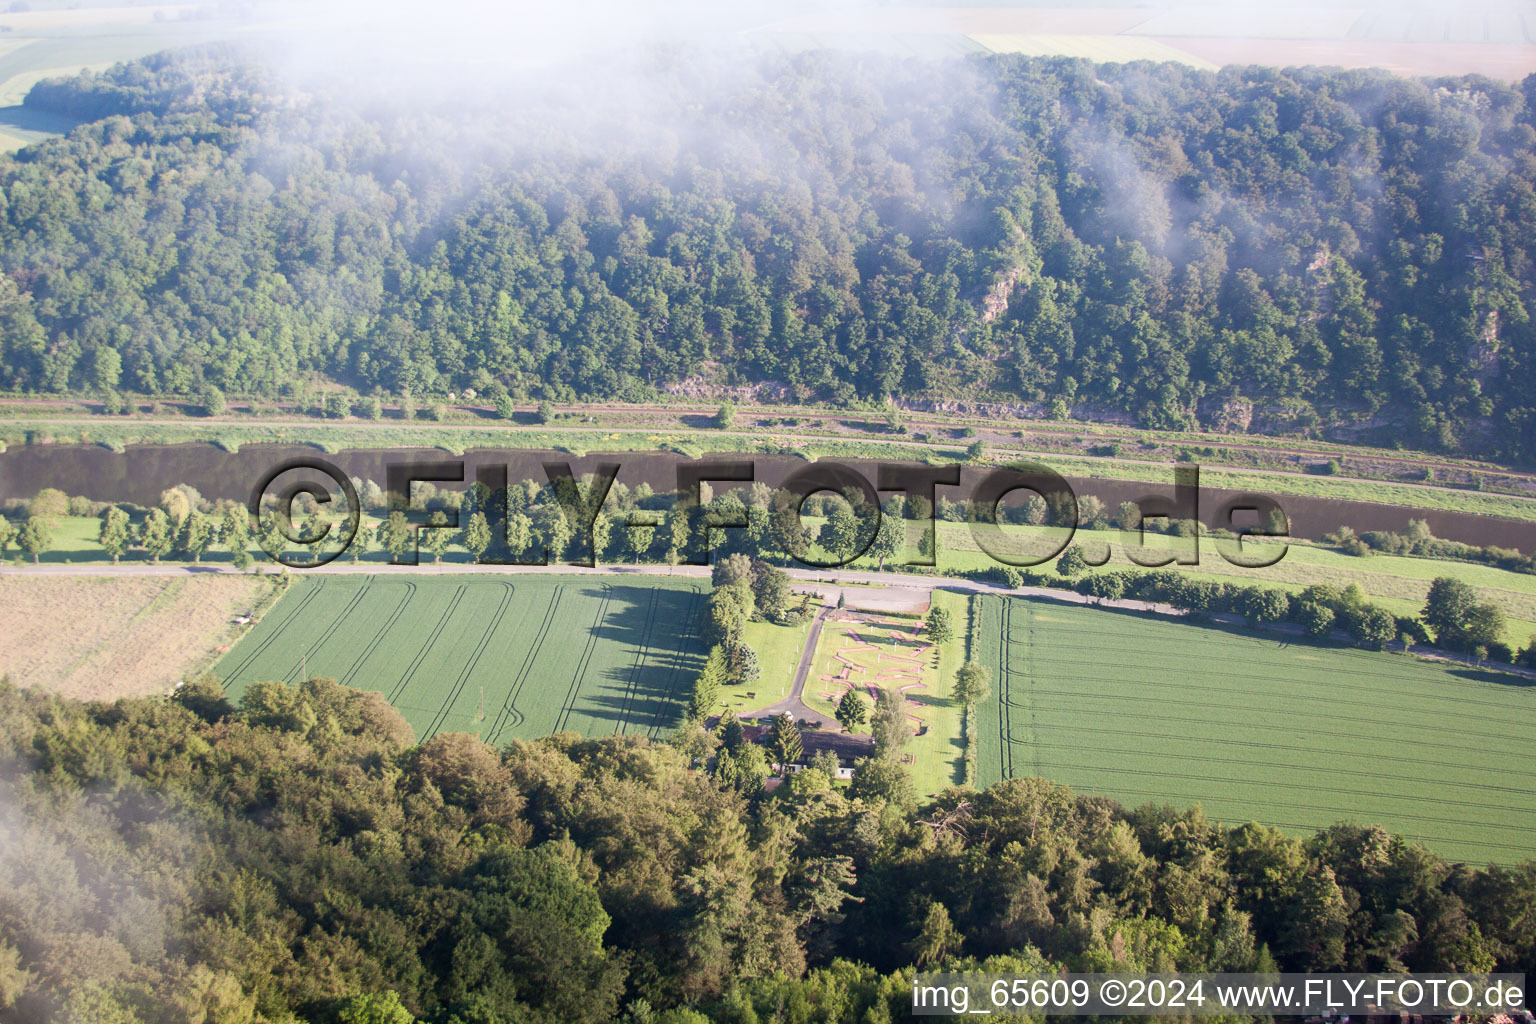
[
  {"left": 1447, "top": 665, "right": 1536, "bottom": 688},
  {"left": 577, "top": 583, "right": 708, "bottom": 735}
]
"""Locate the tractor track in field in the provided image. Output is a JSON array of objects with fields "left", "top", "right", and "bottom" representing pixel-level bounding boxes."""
[
  {"left": 647, "top": 586, "right": 707, "bottom": 739},
  {"left": 284, "top": 581, "right": 370, "bottom": 683},
  {"left": 613, "top": 586, "right": 661, "bottom": 736},
  {"left": 1006, "top": 598, "right": 1040, "bottom": 777},
  {"left": 998, "top": 598, "right": 1014, "bottom": 781},
  {"left": 422, "top": 581, "right": 514, "bottom": 741},
  {"left": 1029, "top": 756, "right": 1536, "bottom": 829},
  {"left": 487, "top": 584, "right": 565, "bottom": 747},
  {"left": 388, "top": 585, "right": 465, "bottom": 705},
  {"left": 338, "top": 580, "right": 416, "bottom": 688},
  {"left": 218, "top": 577, "right": 327, "bottom": 683},
  {"left": 1024, "top": 699, "right": 1533, "bottom": 764},
  {"left": 554, "top": 584, "right": 613, "bottom": 735}
]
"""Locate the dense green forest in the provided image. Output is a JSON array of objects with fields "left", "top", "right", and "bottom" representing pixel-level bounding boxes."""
[
  {"left": 2, "top": 49, "right": 1535, "bottom": 460},
  {"left": 0, "top": 676, "right": 1531, "bottom": 1023}
]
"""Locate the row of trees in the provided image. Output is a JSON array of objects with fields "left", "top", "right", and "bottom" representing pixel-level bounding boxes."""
[
  {"left": 1332, "top": 517, "right": 1536, "bottom": 577},
  {"left": 686, "top": 556, "right": 809, "bottom": 723},
  {"left": 1017, "top": 556, "right": 1536, "bottom": 666},
  {"left": 1, "top": 671, "right": 1532, "bottom": 1023}
]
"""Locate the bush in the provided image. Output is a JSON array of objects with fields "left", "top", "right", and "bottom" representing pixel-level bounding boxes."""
[
  {"left": 30, "top": 488, "right": 68, "bottom": 517},
  {"left": 1294, "top": 600, "right": 1335, "bottom": 638},
  {"left": 1079, "top": 573, "right": 1126, "bottom": 602},
  {"left": 201, "top": 385, "right": 226, "bottom": 416},
  {"left": 536, "top": 400, "right": 555, "bottom": 424},
  {"left": 323, "top": 392, "right": 352, "bottom": 419},
  {"left": 1055, "top": 545, "right": 1089, "bottom": 577},
  {"left": 495, "top": 394, "right": 517, "bottom": 420}
]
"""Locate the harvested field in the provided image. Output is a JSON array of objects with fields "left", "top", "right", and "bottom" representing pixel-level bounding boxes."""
[
  {"left": 0, "top": 574, "right": 273, "bottom": 699},
  {"left": 1163, "top": 37, "right": 1536, "bottom": 79}
]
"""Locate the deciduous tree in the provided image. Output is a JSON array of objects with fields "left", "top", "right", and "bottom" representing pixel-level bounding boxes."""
[
  {"left": 138, "top": 508, "right": 174, "bottom": 563},
  {"left": 953, "top": 662, "right": 992, "bottom": 708},
  {"left": 97, "top": 505, "right": 130, "bottom": 564}
]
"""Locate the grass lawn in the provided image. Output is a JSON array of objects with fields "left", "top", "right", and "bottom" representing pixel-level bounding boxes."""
[
  {"left": 971, "top": 593, "right": 1536, "bottom": 864},
  {"left": 216, "top": 575, "right": 708, "bottom": 745},
  {"left": 716, "top": 617, "right": 814, "bottom": 717}
]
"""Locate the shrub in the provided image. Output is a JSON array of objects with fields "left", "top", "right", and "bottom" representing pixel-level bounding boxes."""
[
  {"left": 30, "top": 488, "right": 68, "bottom": 517},
  {"left": 323, "top": 392, "right": 352, "bottom": 419}
]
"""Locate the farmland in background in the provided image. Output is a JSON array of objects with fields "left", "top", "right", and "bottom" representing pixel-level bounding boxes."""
[
  {"left": 758, "top": 2, "right": 1536, "bottom": 80},
  {"left": 970, "top": 594, "right": 1536, "bottom": 863},
  {"left": 0, "top": 3, "right": 247, "bottom": 150},
  {"left": 216, "top": 575, "right": 707, "bottom": 744},
  {"left": 16, "top": 503, "right": 1536, "bottom": 650}
]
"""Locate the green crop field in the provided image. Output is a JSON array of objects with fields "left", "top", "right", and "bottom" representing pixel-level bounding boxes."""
[
  {"left": 216, "top": 575, "right": 708, "bottom": 744},
  {"left": 971, "top": 594, "right": 1536, "bottom": 864}
]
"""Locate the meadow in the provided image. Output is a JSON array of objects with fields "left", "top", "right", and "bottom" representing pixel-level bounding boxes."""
[
  {"left": 216, "top": 575, "right": 708, "bottom": 745},
  {"left": 970, "top": 594, "right": 1536, "bottom": 864},
  {"left": 714, "top": 616, "right": 812, "bottom": 717}
]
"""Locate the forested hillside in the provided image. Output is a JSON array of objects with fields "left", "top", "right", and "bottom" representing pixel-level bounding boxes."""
[
  {"left": 0, "top": 677, "right": 1531, "bottom": 1023},
  {"left": 2, "top": 49, "right": 1536, "bottom": 459}
]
